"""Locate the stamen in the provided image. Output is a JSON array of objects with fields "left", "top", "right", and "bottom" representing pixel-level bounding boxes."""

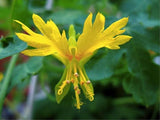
[
  {"left": 57, "top": 80, "right": 68, "bottom": 95},
  {"left": 74, "top": 72, "right": 79, "bottom": 77},
  {"left": 74, "top": 86, "right": 78, "bottom": 90},
  {"left": 66, "top": 80, "right": 70, "bottom": 84},
  {"left": 75, "top": 89, "right": 83, "bottom": 109},
  {"left": 77, "top": 88, "right": 81, "bottom": 94},
  {"left": 86, "top": 80, "right": 91, "bottom": 84},
  {"left": 84, "top": 83, "right": 94, "bottom": 101},
  {"left": 80, "top": 81, "right": 84, "bottom": 85},
  {"left": 78, "top": 66, "right": 94, "bottom": 102},
  {"left": 71, "top": 79, "right": 74, "bottom": 83}
]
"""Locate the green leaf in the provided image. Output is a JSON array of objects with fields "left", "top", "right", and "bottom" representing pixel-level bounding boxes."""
[
  {"left": 86, "top": 49, "right": 125, "bottom": 80},
  {"left": 48, "top": 10, "right": 84, "bottom": 25},
  {"left": 123, "top": 43, "right": 159, "bottom": 106},
  {"left": 120, "top": 0, "right": 151, "bottom": 15},
  {"left": 126, "top": 24, "right": 160, "bottom": 53},
  {"left": 136, "top": 14, "right": 160, "bottom": 28},
  {"left": 0, "top": 36, "right": 27, "bottom": 59},
  {"left": 10, "top": 57, "right": 43, "bottom": 89},
  {"left": 55, "top": 68, "right": 71, "bottom": 103}
]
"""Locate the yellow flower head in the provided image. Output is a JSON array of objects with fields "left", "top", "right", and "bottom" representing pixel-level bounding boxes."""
[{"left": 15, "top": 12, "right": 132, "bottom": 109}]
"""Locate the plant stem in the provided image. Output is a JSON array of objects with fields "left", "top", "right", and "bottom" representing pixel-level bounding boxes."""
[
  {"left": 0, "top": 54, "right": 18, "bottom": 118},
  {"left": 10, "top": 0, "right": 16, "bottom": 35}
]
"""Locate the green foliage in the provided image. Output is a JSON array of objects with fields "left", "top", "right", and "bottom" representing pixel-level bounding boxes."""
[
  {"left": 120, "top": 0, "right": 160, "bottom": 106},
  {"left": 0, "top": 36, "right": 27, "bottom": 59},
  {"left": 48, "top": 10, "right": 84, "bottom": 25},
  {"left": 86, "top": 49, "right": 125, "bottom": 80},
  {"left": 9, "top": 57, "right": 43, "bottom": 89},
  {"left": 124, "top": 46, "right": 159, "bottom": 106}
]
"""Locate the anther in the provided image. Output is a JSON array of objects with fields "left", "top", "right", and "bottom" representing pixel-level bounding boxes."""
[
  {"left": 66, "top": 80, "right": 70, "bottom": 84},
  {"left": 80, "top": 81, "right": 84, "bottom": 85},
  {"left": 77, "top": 89, "right": 81, "bottom": 94},
  {"left": 71, "top": 79, "right": 74, "bottom": 83},
  {"left": 86, "top": 80, "right": 91, "bottom": 84},
  {"left": 74, "top": 73, "right": 79, "bottom": 77},
  {"left": 74, "top": 86, "right": 78, "bottom": 90}
]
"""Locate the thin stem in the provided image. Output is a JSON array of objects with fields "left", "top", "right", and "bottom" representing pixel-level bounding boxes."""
[
  {"left": 9, "top": 0, "right": 16, "bottom": 34},
  {"left": 0, "top": 54, "right": 18, "bottom": 118}
]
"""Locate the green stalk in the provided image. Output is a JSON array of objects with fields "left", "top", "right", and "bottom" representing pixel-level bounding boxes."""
[
  {"left": 0, "top": 54, "right": 18, "bottom": 117},
  {"left": 9, "top": 0, "right": 16, "bottom": 35}
]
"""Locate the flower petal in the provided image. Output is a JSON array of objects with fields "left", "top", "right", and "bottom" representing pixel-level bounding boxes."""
[
  {"left": 77, "top": 13, "right": 105, "bottom": 59},
  {"left": 82, "top": 13, "right": 93, "bottom": 33},
  {"left": 103, "top": 17, "right": 128, "bottom": 37},
  {"left": 15, "top": 14, "right": 71, "bottom": 63},
  {"left": 76, "top": 14, "right": 131, "bottom": 60},
  {"left": 15, "top": 33, "right": 52, "bottom": 48},
  {"left": 32, "top": 14, "right": 61, "bottom": 41},
  {"left": 14, "top": 20, "right": 35, "bottom": 35},
  {"left": 93, "top": 12, "right": 105, "bottom": 33},
  {"left": 105, "top": 35, "right": 132, "bottom": 49},
  {"left": 22, "top": 47, "right": 55, "bottom": 56},
  {"left": 32, "top": 14, "right": 70, "bottom": 60}
]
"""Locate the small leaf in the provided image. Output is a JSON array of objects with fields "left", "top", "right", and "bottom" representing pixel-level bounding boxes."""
[
  {"left": 123, "top": 44, "right": 159, "bottom": 106},
  {"left": 0, "top": 36, "right": 27, "bottom": 59},
  {"left": 86, "top": 49, "right": 125, "bottom": 80}
]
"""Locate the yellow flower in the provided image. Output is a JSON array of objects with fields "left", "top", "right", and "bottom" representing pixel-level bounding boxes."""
[
  {"left": 15, "top": 13, "right": 132, "bottom": 109},
  {"left": 0, "top": 72, "right": 3, "bottom": 82}
]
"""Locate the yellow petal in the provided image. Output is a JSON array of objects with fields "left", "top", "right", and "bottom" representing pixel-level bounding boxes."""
[
  {"left": 103, "top": 17, "right": 128, "bottom": 37},
  {"left": 60, "top": 30, "right": 70, "bottom": 57},
  {"left": 82, "top": 13, "right": 93, "bottom": 33},
  {"left": 32, "top": 14, "right": 70, "bottom": 60},
  {"left": 93, "top": 12, "right": 105, "bottom": 33},
  {"left": 32, "top": 14, "right": 61, "bottom": 41},
  {"left": 16, "top": 33, "right": 52, "bottom": 48},
  {"left": 77, "top": 13, "right": 105, "bottom": 59},
  {"left": 105, "top": 35, "right": 132, "bottom": 49},
  {"left": 76, "top": 15, "right": 131, "bottom": 60},
  {"left": 46, "top": 20, "right": 61, "bottom": 39},
  {"left": 22, "top": 47, "right": 55, "bottom": 56},
  {"left": 15, "top": 14, "right": 71, "bottom": 63},
  {"left": 14, "top": 20, "right": 35, "bottom": 35},
  {"left": 32, "top": 14, "right": 47, "bottom": 34}
]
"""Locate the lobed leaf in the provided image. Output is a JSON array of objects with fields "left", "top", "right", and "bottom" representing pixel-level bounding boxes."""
[{"left": 0, "top": 36, "right": 27, "bottom": 59}]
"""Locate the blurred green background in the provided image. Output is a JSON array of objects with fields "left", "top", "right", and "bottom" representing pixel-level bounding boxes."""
[{"left": 0, "top": 0, "right": 159, "bottom": 119}]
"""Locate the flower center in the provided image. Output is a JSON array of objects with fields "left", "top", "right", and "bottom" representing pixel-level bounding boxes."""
[{"left": 57, "top": 58, "right": 94, "bottom": 109}]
